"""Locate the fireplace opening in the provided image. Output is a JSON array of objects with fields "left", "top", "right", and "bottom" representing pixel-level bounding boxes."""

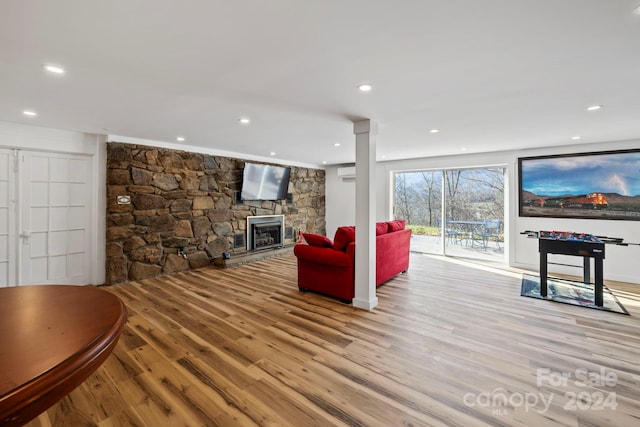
[
  {"left": 246, "top": 215, "right": 285, "bottom": 251},
  {"left": 252, "top": 222, "right": 282, "bottom": 250}
]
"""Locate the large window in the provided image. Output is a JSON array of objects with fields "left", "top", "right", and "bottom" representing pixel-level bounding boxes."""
[{"left": 394, "top": 167, "right": 505, "bottom": 262}]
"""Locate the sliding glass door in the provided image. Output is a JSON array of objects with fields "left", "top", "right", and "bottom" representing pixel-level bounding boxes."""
[{"left": 394, "top": 167, "right": 505, "bottom": 262}]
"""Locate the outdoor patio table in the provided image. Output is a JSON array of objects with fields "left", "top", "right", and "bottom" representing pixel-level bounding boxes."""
[{"left": 447, "top": 220, "right": 484, "bottom": 246}]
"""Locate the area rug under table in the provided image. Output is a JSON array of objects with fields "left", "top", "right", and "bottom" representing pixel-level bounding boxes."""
[{"left": 520, "top": 274, "right": 628, "bottom": 315}]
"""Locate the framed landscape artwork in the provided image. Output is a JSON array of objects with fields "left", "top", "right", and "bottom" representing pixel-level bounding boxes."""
[{"left": 519, "top": 149, "right": 640, "bottom": 220}]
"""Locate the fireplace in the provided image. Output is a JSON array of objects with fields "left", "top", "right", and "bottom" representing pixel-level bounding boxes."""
[{"left": 246, "top": 215, "right": 285, "bottom": 251}]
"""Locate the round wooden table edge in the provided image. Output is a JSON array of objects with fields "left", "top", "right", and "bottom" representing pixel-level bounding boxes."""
[{"left": 0, "top": 288, "right": 127, "bottom": 427}]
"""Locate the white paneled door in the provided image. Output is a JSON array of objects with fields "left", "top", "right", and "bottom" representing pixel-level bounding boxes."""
[
  {"left": 0, "top": 149, "right": 14, "bottom": 287},
  {"left": 17, "top": 151, "right": 92, "bottom": 285}
]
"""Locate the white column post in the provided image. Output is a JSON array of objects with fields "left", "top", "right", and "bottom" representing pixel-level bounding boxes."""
[{"left": 353, "top": 119, "right": 378, "bottom": 310}]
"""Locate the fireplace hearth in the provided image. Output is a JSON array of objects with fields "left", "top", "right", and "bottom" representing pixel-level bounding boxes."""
[{"left": 246, "top": 215, "right": 285, "bottom": 251}]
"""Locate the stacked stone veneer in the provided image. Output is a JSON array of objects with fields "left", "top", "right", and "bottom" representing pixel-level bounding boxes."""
[{"left": 106, "top": 142, "right": 325, "bottom": 284}]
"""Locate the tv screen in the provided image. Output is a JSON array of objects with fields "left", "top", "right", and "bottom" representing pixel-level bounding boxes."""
[
  {"left": 518, "top": 148, "right": 640, "bottom": 221},
  {"left": 240, "top": 162, "right": 291, "bottom": 201}
]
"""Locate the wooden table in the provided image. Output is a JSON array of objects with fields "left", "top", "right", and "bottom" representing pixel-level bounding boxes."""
[{"left": 0, "top": 285, "right": 127, "bottom": 426}]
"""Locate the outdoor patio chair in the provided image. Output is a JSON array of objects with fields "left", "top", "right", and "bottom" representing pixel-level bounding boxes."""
[
  {"left": 444, "top": 219, "right": 464, "bottom": 245},
  {"left": 472, "top": 219, "right": 501, "bottom": 249}
]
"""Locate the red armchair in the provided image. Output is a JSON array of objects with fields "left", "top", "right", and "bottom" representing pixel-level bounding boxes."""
[{"left": 293, "top": 220, "right": 411, "bottom": 303}]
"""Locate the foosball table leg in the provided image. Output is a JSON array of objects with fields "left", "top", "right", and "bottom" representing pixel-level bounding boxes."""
[
  {"left": 582, "top": 257, "right": 591, "bottom": 284},
  {"left": 594, "top": 258, "right": 604, "bottom": 307},
  {"left": 540, "top": 251, "right": 548, "bottom": 297}
]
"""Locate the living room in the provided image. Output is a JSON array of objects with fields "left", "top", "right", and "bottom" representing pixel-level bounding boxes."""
[
  {"left": 2, "top": 1, "right": 640, "bottom": 426},
  {"left": 2, "top": 2, "right": 640, "bottom": 289}
]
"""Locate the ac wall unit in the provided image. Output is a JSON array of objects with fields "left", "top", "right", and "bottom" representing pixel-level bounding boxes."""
[{"left": 337, "top": 166, "right": 356, "bottom": 180}]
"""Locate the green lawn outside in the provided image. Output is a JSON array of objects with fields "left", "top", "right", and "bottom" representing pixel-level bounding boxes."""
[{"left": 407, "top": 224, "right": 439, "bottom": 236}]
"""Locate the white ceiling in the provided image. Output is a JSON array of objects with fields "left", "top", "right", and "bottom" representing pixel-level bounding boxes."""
[{"left": 2, "top": 0, "right": 640, "bottom": 167}]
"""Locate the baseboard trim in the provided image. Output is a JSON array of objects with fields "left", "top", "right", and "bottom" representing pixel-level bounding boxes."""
[{"left": 352, "top": 296, "right": 379, "bottom": 311}]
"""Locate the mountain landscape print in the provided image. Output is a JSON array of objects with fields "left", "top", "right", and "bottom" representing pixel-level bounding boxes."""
[{"left": 519, "top": 149, "right": 640, "bottom": 220}]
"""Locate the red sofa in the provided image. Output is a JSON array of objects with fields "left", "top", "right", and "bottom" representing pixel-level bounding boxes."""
[{"left": 293, "top": 220, "right": 411, "bottom": 302}]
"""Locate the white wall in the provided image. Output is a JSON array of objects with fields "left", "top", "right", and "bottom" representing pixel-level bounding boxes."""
[
  {"left": 326, "top": 139, "right": 640, "bottom": 284},
  {"left": 0, "top": 121, "right": 107, "bottom": 284},
  {"left": 325, "top": 164, "right": 389, "bottom": 238},
  {"left": 325, "top": 167, "right": 355, "bottom": 238}
]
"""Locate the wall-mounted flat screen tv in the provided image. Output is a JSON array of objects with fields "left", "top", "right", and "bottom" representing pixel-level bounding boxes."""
[
  {"left": 240, "top": 162, "right": 291, "bottom": 201},
  {"left": 519, "top": 148, "right": 640, "bottom": 220}
]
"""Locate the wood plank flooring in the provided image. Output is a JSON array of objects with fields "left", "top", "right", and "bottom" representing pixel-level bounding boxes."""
[{"left": 26, "top": 253, "right": 640, "bottom": 426}]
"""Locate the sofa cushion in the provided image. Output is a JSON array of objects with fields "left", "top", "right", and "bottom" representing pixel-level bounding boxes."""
[
  {"left": 333, "top": 226, "right": 356, "bottom": 251},
  {"left": 386, "top": 219, "right": 406, "bottom": 232},
  {"left": 303, "top": 233, "right": 333, "bottom": 248},
  {"left": 376, "top": 222, "right": 389, "bottom": 235}
]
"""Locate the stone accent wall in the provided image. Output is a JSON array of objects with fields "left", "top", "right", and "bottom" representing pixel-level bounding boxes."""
[{"left": 106, "top": 142, "right": 325, "bottom": 284}]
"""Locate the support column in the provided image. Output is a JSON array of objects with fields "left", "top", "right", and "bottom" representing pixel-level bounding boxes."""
[{"left": 353, "top": 119, "right": 378, "bottom": 310}]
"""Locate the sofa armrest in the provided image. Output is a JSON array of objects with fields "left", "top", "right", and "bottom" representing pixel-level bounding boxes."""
[
  {"left": 375, "top": 228, "right": 411, "bottom": 285},
  {"left": 293, "top": 244, "right": 353, "bottom": 267}
]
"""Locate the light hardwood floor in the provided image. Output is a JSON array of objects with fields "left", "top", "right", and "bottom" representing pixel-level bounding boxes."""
[{"left": 27, "top": 253, "right": 640, "bottom": 426}]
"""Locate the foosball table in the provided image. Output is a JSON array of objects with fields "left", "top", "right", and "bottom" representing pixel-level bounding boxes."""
[{"left": 521, "top": 230, "right": 634, "bottom": 307}]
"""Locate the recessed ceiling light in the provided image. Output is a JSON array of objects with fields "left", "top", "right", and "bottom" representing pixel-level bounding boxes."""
[
  {"left": 380, "top": 155, "right": 387, "bottom": 159},
  {"left": 587, "top": 105, "right": 603, "bottom": 111},
  {"left": 571, "top": 136, "right": 581, "bottom": 140},
  {"left": 238, "top": 117, "right": 251, "bottom": 125},
  {"left": 322, "top": 161, "right": 327, "bottom": 164},
  {"left": 460, "top": 147, "right": 467, "bottom": 151},
  {"left": 357, "top": 83, "right": 372, "bottom": 92},
  {"left": 269, "top": 152, "right": 276, "bottom": 156},
  {"left": 176, "top": 136, "right": 185, "bottom": 142},
  {"left": 23, "top": 110, "right": 37, "bottom": 117},
  {"left": 429, "top": 129, "right": 440, "bottom": 134},
  {"left": 44, "top": 64, "right": 65, "bottom": 74},
  {"left": 334, "top": 142, "right": 341, "bottom": 147}
]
